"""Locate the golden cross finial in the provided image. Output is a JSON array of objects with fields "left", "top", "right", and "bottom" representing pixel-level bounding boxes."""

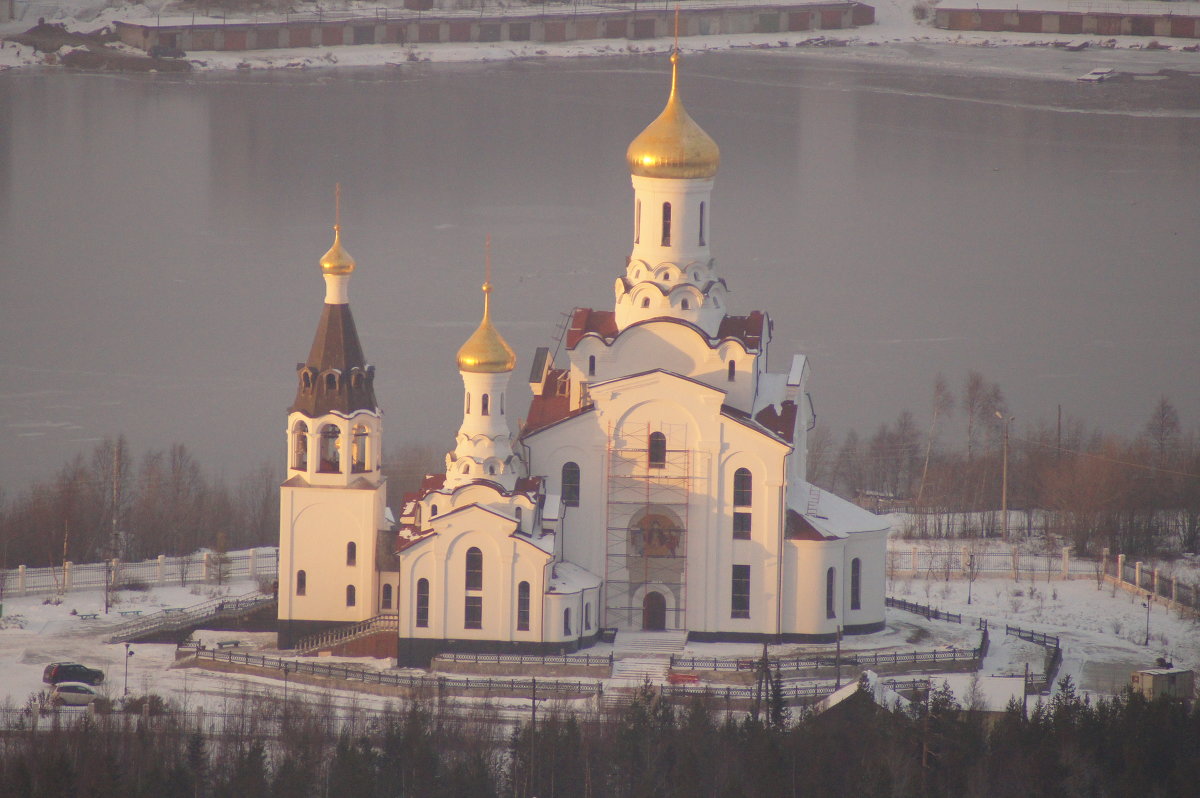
[
  {"left": 674, "top": 3, "right": 680, "bottom": 53},
  {"left": 334, "top": 183, "right": 342, "bottom": 231},
  {"left": 485, "top": 233, "right": 492, "bottom": 287}
]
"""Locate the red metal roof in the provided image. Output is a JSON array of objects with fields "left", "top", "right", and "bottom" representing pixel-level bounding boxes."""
[{"left": 565, "top": 308, "right": 618, "bottom": 348}]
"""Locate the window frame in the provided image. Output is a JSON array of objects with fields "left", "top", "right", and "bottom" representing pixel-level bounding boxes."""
[{"left": 731, "top": 564, "right": 751, "bottom": 619}]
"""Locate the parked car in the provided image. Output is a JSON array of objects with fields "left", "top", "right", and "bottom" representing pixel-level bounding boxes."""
[
  {"left": 50, "top": 682, "right": 99, "bottom": 707},
  {"left": 148, "top": 44, "right": 187, "bottom": 59},
  {"left": 43, "top": 662, "right": 105, "bottom": 686}
]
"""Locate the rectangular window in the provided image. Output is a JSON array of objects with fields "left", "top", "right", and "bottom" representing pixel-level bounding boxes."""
[
  {"left": 465, "top": 596, "right": 483, "bottom": 630},
  {"left": 733, "top": 512, "right": 752, "bottom": 540},
  {"left": 731, "top": 565, "right": 751, "bottom": 619}
]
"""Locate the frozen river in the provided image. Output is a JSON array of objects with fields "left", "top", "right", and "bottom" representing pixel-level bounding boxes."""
[{"left": 1, "top": 50, "right": 1198, "bottom": 489}]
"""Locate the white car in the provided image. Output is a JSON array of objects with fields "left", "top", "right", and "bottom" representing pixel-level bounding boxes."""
[
  {"left": 1078, "top": 68, "right": 1115, "bottom": 83},
  {"left": 51, "top": 682, "right": 100, "bottom": 707}
]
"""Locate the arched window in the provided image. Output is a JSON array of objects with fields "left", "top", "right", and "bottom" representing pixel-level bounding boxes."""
[
  {"left": 488, "top": 464, "right": 496, "bottom": 475},
  {"left": 732, "top": 468, "right": 752, "bottom": 540},
  {"left": 640, "top": 297, "right": 650, "bottom": 309},
  {"left": 292, "top": 421, "right": 308, "bottom": 471},
  {"left": 500, "top": 393, "right": 505, "bottom": 415},
  {"left": 465, "top": 547, "right": 483, "bottom": 591},
  {"left": 727, "top": 361, "right": 736, "bottom": 383},
  {"left": 681, "top": 299, "right": 690, "bottom": 310},
  {"left": 733, "top": 468, "right": 753, "bottom": 506},
  {"left": 319, "top": 424, "right": 340, "bottom": 473},
  {"left": 826, "top": 567, "right": 837, "bottom": 619},
  {"left": 430, "top": 504, "right": 438, "bottom": 517},
  {"left": 301, "top": 371, "right": 313, "bottom": 391},
  {"left": 346, "top": 584, "right": 356, "bottom": 607},
  {"left": 588, "top": 355, "right": 596, "bottom": 377},
  {"left": 648, "top": 432, "right": 667, "bottom": 469},
  {"left": 481, "top": 394, "right": 490, "bottom": 416},
  {"left": 561, "top": 462, "right": 581, "bottom": 507},
  {"left": 517, "top": 581, "right": 530, "bottom": 631},
  {"left": 634, "top": 198, "right": 641, "bottom": 244},
  {"left": 699, "top": 201, "right": 706, "bottom": 246},
  {"left": 351, "top": 425, "right": 368, "bottom": 472},
  {"left": 563, "top": 608, "right": 572, "bottom": 636},
  {"left": 381, "top": 583, "right": 393, "bottom": 610},
  {"left": 515, "top": 507, "right": 523, "bottom": 529},
  {"left": 465, "top": 393, "right": 471, "bottom": 414},
  {"left": 346, "top": 541, "right": 356, "bottom": 567},
  {"left": 585, "top": 603, "right": 592, "bottom": 631},
  {"left": 465, "top": 596, "right": 483, "bottom": 629},
  {"left": 296, "top": 570, "right": 306, "bottom": 596},
  {"left": 661, "top": 202, "right": 672, "bottom": 246},
  {"left": 325, "top": 373, "right": 338, "bottom": 391},
  {"left": 416, "top": 579, "right": 429, "bottom": 627},
  {"left": 851, "top": 558, "right": 862, "bottom": 611}
]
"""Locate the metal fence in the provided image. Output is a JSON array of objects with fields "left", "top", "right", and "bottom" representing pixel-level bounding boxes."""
[
  {"left": 437, "top": 651, "right": 615, "bottom": 668},
  {"left": 887, "top": 547, "right": 1100, "bottom": 580},
  {"left": 669, "top": 646, "right": 980, "bottom": 673},
  {"left": 0, "top": 548, "right": 278, "bottom": 598},
  {"left": 1110, "top": 556, "right": 1200, "bottom": 614},
  {"left": 1004, "top": 624, "right": 1059, "bottom": 650},
  {"left": 192, "top": 649, "right": 601, "bottom": 698},
  {"left": 885, "top": 597, "right": 963, "bottom": 623}
]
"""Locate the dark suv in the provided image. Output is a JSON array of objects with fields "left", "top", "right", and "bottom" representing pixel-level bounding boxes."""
[{"left": 42, "top": 662, "right": 105, "bottom": 686}]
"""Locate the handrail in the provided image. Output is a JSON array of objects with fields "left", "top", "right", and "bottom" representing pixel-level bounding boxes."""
[
  {"left": 436, "top": 651, "right": 614, "bottom": 667},
  {"left": 294, "top": 614, "right": 399, "bottom": 654},
  {"left": 669, "top": 646, "right": 979, "bottom": 672},
  {"left": 107, "top": 591, "right": 273, "bottom": 643}
]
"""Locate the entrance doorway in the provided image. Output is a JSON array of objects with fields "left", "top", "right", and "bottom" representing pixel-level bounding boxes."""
[{"left": 642, "top": 591, "right": 666, "bottom": 631}]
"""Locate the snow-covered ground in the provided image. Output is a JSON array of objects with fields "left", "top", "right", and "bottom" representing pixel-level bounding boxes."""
[
  {"left": 1, "top": 569, "right": 1194, "bottom": 716},
  {"left": 3, "top": 0, "right": 1200, "bottom": 76}
]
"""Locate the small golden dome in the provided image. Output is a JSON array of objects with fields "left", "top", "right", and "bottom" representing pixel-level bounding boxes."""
[
  {"left": 456, "top": 282, "right": 516, "bottom": 373},
  {"left": 626, "top": 52, "right": 720, "bottom": 180},
  {"left": 320, "top": 224, "right": 356, "bottom": 276}
]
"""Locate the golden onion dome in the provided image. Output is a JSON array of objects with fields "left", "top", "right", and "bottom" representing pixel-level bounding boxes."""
[
  {"left": 320, "top": 224, "right": 356, "bottom": 276},
  {"left": 626, "top": 52, "right": 720, "bottom": 180},
  {"left": 456, "top": 282, "right": 516, "bottom": 373}
]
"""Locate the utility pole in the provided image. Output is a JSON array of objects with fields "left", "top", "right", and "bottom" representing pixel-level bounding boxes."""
[{"left": 995, "top": 412, "right": 1013, "bottom": 541}]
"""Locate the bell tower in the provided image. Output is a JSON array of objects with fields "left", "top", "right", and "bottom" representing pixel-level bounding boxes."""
[{"left": 278, "top": 188, "right": 389, "bottom": 648}]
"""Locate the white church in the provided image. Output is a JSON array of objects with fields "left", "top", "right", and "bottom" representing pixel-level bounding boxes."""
[{"left": 277, "top": 53, "right": 888, "bottom": 662}]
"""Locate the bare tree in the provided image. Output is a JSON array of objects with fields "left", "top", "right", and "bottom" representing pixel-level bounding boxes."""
[{"left": 916, "top": 374, "right": 954, "bottom": 507}]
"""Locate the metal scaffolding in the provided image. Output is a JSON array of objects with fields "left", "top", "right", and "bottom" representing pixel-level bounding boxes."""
[{"left": 603, "top": 422, "right": 699, "bottom": 631}]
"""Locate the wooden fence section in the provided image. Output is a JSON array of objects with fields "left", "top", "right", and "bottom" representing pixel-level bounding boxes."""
[{"left": 114, "top": 2, "right": 875, "bottom": 53}]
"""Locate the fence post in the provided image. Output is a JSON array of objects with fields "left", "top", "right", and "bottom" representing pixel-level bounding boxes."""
[
  {"left": 64, "top": 561, "right": 73, "bottom": 592},
  {"left": 157, "top": 554, "right": 166, "bottom": 583},
  {"left": 250, "top": 549, "right": 258, "bottom": 578},
  {"left": 1011, "top": 548, "right": 1019, "bottom": 580},
  {"left": 911, "top": 547, "right": 918, "bottom": 576},
  {"left": 203, "top": 552, "right": 212, "bottom": 582},
  {"left": 1135, "top": 561, "right": 1142, "bottom": 591},
  {"left": 961, "top": 546, "right": 970, "bottom": 573},
  {"left": 1117, "top": 554, "right": 1126, "bottom": 583},
  {"left": 17, "top": 565, "right": 25, "bottom": 595},
  {"left": 1061, "top": 546, "right": 1070, "bottom": 580},
  {"left": 112, "top": 557, "right": 122, "bottom": 585},
  {"left": 1101, "top": 547, "right": 1109, "bottom": 578},
  {"left": 1152, "top": 568, "right": 1159, "bottom": 598}
]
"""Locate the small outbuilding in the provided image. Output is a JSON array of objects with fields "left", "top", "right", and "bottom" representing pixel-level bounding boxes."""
[{"left": 1130, "top": 668, "right": 1195, "bottom": 701}]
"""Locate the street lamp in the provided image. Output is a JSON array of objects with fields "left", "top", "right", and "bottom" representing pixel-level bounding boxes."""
[
  {"left": 1143, "top": 594, "right": 1152, "bottom": 647},
  {"left": 995, "top": 412, "right": 1013, "bottom": 541},
  {"left": 123, "top": 643, "right": 133, "bottom": 696}
]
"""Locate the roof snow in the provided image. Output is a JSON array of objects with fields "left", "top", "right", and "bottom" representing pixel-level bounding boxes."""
[
  {"left": 812, "top": 670, "right": 912, "bottom": 716},
  {"left": 786, "top": 480, "right": 890, "bottom": 540},
  {"left": 548, "top": 561, "right": 601, "bottom": 594}
]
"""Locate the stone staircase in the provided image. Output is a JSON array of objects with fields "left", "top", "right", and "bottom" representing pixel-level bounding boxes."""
[
  {"left": 612, "top": 630, "right": 688, "bottom": 656},
  {"left": 611, "top": 657, "right": 671, "bottom": 683}
]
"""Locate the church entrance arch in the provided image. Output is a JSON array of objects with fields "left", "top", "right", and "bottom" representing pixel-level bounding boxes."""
[{"left": 642, "top": 591, "right": 666, "bottom": 631}]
